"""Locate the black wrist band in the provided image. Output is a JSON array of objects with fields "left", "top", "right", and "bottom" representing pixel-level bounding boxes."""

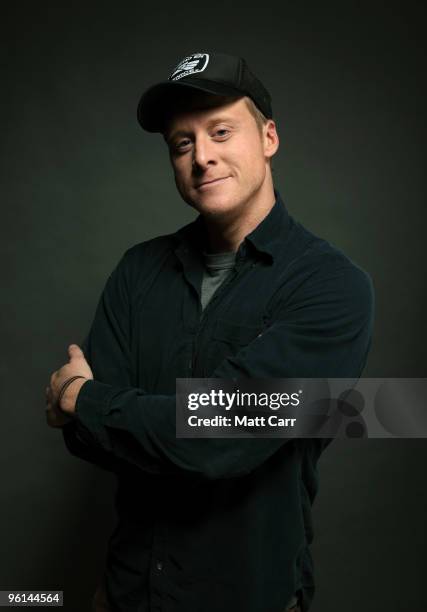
[{"left": 57, "top": 375, "right": 87, "bottom": 408}]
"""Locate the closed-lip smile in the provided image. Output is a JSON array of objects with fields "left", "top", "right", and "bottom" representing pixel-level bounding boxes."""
[{"left": 196, "top": 176, "right": 230, "bottom": 189}]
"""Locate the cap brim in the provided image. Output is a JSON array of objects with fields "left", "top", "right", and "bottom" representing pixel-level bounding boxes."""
[{"left": 137, "top": 79, "right": 245, "bottom": 133}]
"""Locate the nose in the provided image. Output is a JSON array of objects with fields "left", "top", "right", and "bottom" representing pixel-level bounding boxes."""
[{"left": 192, "top": 134, "right": 217, "bottom": 170}]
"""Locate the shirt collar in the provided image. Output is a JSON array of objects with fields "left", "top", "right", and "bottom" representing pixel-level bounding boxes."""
[
  {"left": 243, "top": 189, "right": 290, "bottom": 262},
  {"left": 174, "top": 188, "right": 290, "bottom": 264}
]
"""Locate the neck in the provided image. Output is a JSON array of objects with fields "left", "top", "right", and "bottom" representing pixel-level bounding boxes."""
[{"left": 202, "top": 174, "right": 276, "bottom": 253}]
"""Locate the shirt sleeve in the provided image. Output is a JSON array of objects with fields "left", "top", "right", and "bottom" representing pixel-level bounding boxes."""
[
  {"left": 65, "top": 251, "right": 375, "bottom": 480},
  {"left": 62, "top": 249, "right": 134, "bottom": 473}
]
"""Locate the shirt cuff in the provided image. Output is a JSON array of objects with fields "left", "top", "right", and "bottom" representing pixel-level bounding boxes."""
[{"left": 75, "top": 379, "right": 115, "bottom": 450}]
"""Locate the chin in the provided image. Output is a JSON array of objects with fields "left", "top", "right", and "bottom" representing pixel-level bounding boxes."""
[
  {"left": 188, "top": 188, "right": 245, "bottom": 217},
  {"left": 194, "top": 198, "right": 238, "bottom": 218}
]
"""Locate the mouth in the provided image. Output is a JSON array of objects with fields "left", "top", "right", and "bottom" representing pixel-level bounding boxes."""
[{"left": 195, "top": 176, "right": 231, "bottom": 190}]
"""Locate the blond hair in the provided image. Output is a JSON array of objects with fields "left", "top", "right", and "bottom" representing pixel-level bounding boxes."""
[{"left": 243, "top": 97, "right": 269, "bottom": 133}]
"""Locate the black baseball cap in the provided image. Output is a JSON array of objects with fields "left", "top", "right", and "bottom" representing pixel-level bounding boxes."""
[{"left": 137, "top": 52, "right": 273, "bottom": 133}]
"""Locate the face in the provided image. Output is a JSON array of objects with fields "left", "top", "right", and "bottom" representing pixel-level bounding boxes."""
[{"left": 164, "top": 97, "right": 279, "bottom": 219}]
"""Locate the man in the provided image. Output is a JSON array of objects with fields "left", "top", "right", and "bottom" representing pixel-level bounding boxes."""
[{"left": 46, "top": 52, "right": 374, "bottom": 612}]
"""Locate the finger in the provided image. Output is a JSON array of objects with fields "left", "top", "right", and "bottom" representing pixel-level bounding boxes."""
[
  {"left": 68, "top": 344, "right": 84, "bottom": 361},
  {"left": 46, "top": 386, "right": 54, "bottom": 404},
  {"left": 46, "top": 403, "right": 69, "bottom": 428},
  {"left": 46, "top": 409, "right": 61, "bottom": 427}
]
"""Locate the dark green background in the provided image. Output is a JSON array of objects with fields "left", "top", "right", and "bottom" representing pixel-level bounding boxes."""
[{"left": 2, "top": 2, "right": 426, "bottom": 611}]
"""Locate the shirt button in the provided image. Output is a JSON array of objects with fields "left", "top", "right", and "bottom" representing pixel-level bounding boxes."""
[{"left": 156, "top": 560, "right": 163, "bottom": 571}]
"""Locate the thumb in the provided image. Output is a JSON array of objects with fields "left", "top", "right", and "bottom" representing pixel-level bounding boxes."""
[{"left": 68, "top": 344, "right": 84, "bottom": 361}]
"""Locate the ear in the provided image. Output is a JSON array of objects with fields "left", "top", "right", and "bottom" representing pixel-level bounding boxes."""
[{"left": 263, "top": 119, "right": 279, "bottom": 161}]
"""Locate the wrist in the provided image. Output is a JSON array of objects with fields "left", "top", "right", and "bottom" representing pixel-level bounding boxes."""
[{"left": 59, "top": 377, "right": 88, "bottom": 414}]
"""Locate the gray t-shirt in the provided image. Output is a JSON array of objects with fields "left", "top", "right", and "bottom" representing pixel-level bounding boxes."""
[{"left": 201, "top": 250, "right": 236, "bottom": 311}]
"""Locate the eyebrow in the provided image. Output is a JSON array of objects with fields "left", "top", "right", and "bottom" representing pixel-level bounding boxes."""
[{"left": 165, "top": 116, "right": 240, "bottom": 144}]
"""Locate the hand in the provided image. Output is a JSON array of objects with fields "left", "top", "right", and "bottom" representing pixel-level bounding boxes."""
[{"left": 46, "top": 344, "right": 94, "bottom": 428}]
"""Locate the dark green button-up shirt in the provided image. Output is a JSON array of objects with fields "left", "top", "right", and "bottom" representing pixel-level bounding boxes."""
[{"left": 63, "top": 190, "right": 374, "bottom": 612}]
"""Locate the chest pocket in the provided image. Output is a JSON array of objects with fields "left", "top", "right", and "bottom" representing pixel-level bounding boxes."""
[{"left": 203, "top": 317, "right": 264, "bottom": 375}]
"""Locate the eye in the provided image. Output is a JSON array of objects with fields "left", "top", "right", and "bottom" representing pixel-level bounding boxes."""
[
  {"left": 176, "top": 139, "right": 191, "bottom": 150},
  {"left": 170, "top": 138, "right": 192, "bottom": 155},
  {"left": 214, "top": 128, "right": 230, "bottom": 138}
]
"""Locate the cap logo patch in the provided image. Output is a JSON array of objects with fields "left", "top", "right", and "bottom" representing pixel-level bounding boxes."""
[{"left": 169, "top": 53, "right": 210, "bottom": 81}]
